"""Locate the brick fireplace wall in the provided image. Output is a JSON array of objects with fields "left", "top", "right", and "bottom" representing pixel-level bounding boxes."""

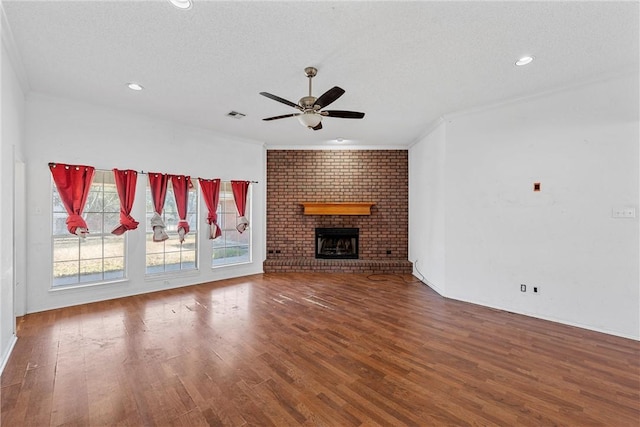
[{"left": 264, "top": 149, "right": 411, "bottom": 273}]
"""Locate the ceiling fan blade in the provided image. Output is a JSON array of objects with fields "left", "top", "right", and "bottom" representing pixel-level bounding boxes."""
[
  {"left": 260, "top": 92, "right": 302, "bottom": 110},
  {"left": 323, "top": 110, "right": 365, "bottom": 119},
  {"left": 314, "top": 86, "right": 345, "bottom": 109},
  {"left": 312, "top": 122, "right": 323, "bottom": 131},
  {"left": 262, "top": 113, "right": 301, "bottom": 121}
]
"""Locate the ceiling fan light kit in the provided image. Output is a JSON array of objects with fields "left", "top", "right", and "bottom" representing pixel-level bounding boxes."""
[
  {"left": 298, "top": 111, "right": 322, "bottom": 129},
  {"left": 260, "top": 67, "right": 365, "bottom": 131}
]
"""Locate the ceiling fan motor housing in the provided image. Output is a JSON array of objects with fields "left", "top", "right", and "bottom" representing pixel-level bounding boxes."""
[{"left": 299, "top": 96, "right": 317, "bottom": 110}]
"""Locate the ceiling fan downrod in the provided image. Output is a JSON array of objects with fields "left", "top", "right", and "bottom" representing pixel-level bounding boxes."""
[{"left": 300, "top": 67, "right": 318, "bottom": 110}]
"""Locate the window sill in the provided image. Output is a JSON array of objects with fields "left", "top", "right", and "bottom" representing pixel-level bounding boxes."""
[
  {"left": 49, "top": 278, "right": 129, "bottom": 293},
  {"left": 211, "top": 260, "right": 252, "bottom": 269},
  {"left": 144, "top": 269, "right": 200, "bottom": 282}
]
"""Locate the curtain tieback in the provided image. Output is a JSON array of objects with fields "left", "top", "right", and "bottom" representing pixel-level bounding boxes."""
[
  {"left": 177, "top": 220, "right": 189, "bottom": 243},
  {"left": 150, "top": 212, "right": 168, "bottom": 242},
  {"left": 66, "top": 214, "right": 89, "bottom": 236},
  {"left": 207, "top": 214, "right": 221, "bottom": 239},
  {"left": 236, "top": 216, "right": 249, "bottom": 233},
  {"left": 112, "top": 213, "right": 139, "bottom": 235}
]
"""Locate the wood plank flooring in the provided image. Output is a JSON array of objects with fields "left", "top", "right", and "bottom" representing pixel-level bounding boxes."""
[{"left": 1, "top": 273, "right": 639, "bottom": 426}]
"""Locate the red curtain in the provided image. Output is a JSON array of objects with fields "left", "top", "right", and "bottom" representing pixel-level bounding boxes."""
[
  {"left": 231, "top": 180, "right": 250, "bottom": 233},
  {"left": 49, "top": 163, "right": 95, "bottom": 237},
  {"left": 111, "top": 169, "right": 139, "bottom": 235},
  {"left": 199, "top": 178, "right": 222, "bottom": 239},
  {"left": 148, "top": 173, "right": 169, "bottom": 242},
  {"left": 171, "top": 175, "right": 191, "bottom": 243}
]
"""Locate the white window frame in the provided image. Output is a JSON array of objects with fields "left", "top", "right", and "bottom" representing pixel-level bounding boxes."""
[
  {"left": 145, "top": 179, "right": 199, "bottom": 276},
  {"left": 51, "top": 170, "right": 126, "bottom": 288},
  {"left": 211, "top": 181, "right": 252, "bottom": 268}
]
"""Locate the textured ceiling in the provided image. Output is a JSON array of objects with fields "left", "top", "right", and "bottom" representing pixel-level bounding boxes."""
[{"left": 2, "top": 0, "right": 638, "bottom": 148}]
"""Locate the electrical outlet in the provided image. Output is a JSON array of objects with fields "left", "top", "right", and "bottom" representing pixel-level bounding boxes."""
[
  {"left": 612, "top": 207, "right": 637, "bottom": 218},
  {"left": 520, "top": 284, "right": 526, "bottom": 292}
]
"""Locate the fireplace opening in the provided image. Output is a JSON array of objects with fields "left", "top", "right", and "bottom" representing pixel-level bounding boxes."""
[{"left": 315, "top": 228, "right": 359, "bottom": 259}]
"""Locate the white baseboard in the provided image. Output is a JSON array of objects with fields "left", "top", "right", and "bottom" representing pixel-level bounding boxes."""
[{"left": 0, "top": 334, "right": 18, "bottom": 375}]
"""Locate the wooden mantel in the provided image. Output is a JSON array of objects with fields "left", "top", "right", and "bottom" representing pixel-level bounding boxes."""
[{"left": 301, "top": 202, "right": 375, "bottom": 216}]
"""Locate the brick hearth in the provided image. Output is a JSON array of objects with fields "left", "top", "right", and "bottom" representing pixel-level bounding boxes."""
[
  {"left": 263, "top": 258, "right": 412, "bottom": 274},
  {"left": 265, "top": 149, "right": 411, "bottom": 274}
]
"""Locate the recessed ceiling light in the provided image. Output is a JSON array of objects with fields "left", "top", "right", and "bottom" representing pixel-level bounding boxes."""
[
  {"left": 168, "top": 0, "right": 192, "bottom": 10},
  {"left": 127, "top": 83, "right": 143, "bottom": 91},
  {"left": 336, "top": 138, "right": 345, "bottom": 143},
  {"left": 515, "top": 56, "right": 534, "bottom": 66}
]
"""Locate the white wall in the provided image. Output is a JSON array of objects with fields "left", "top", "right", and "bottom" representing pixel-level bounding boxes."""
[
  {"left": 409, "top": 73, "right": 639, "bottom": 340},
  {"left": 409, "top": 120, "right": 446, "bottom": 294},
  {"left": 24, "top": 93, "right": 266, "bottom": 314},
  {"left": 0, "top": 17, "right": 26, "bottom": 370}
]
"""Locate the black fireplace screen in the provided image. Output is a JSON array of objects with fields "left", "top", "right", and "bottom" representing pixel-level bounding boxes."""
[{"left": 315, "top": 228, "right": 359, "bottom": 259}]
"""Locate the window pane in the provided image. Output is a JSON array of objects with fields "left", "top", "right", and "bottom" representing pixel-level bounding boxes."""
[
  {"left": 164, "top": 237, "right": 184, "bottom": 253},
  {"left": 103, "top": 172, "right": 116, "bottom": 186},
  {"left": 165, "top": 252, "right": 181, "bottom": 272},
  {"left": 231, "top": 246, "right": 249, "bottom": 261},
  {"left": 85, "top": 213, "right": 103, "bottom": 234},
  {"left": 146, "top": 254, "right": 165, "bottom": 274},
  {"left": 212, "top": 235, "right": 226, "bottom": 248},
  {"left": 164, "top": 195, "right": 177, "bottom": 212},
  {"left": 223, "top": 213, "right": 237, "bottom": 229},
  {"left": 237, "top": 230, "right": 250, "bottom": 245},
  {"left": 105, "top": 268, "right": 125, "bottom": 281},
  {"left": 165, "top": 214, "right": 180, "bottom": 231},
  {"left": 53, "top": 191, "right": 66, "bottom": 213},
  {"left": 80, "top": 236, "right": 103, "bottom": 260},
  {"left": 104, "top": 213, "right": 120, "bottom": 234},
  {"left": 104, "top": 192, "right": 121, "bottom": 213},
  {"left": 225, "top": 229, "right": 240, "bottom": 246},
  {"left": 212, "top": 247, "right": 225, "bottom": 260},
  {"left": 80, "top": 259, "right": 104, "bottom": 283},
  {"left": 53, "top": 261, "right": 79, "bottom": 284},
  {"left": 103, "top": 235, "right": 125, "bottom": 258},
  {"left": 104, "top": 257, "right": 125, "bottom": 279},
  {"left": 53, "top": 213, "right": 69, "bottom": 236},
  {"left": 180, "top": 233, "right": 197, "bottom": 251},
  {"left": 53, "top": 237, "right": 79, "bottom": 262},
  {"left": 181, "top": 251, "right": 196, "bottom": 269},
  {"left": 146, "top": 234, "right": 165, "bottom": 254},
  {"left": 187, "top": 213, "right": 197, "bottom": 228},
  {"left": 84, "top": 190, "right": 103, "bottom": 212}
]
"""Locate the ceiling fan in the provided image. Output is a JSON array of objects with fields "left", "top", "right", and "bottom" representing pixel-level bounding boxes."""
[{"left": 260, "top": 67, "right": 365, "bottom": 131}]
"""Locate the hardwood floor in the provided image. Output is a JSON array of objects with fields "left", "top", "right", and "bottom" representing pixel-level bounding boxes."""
[{"left": 1, "top": 273, "right": 639, "bottom": 426}]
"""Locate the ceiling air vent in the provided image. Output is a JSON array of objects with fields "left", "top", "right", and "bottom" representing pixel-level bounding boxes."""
[{"left": 227, "top": 111, "right": 246, "bottom": 119}]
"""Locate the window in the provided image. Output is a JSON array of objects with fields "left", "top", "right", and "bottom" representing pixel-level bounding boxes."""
[
  {"left": 145, "top": 179, "right": 198, "bottom": 274},
  {"left": 212, "top": 181, "right": 251, "bottom": 267},
  {"left": 52, "top": 170, "right": 125, "bottom": 287}
]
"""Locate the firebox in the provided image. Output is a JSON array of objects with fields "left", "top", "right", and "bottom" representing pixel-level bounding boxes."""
[{"left": 315, "top": 228, "right": 359, "bottom": 259}]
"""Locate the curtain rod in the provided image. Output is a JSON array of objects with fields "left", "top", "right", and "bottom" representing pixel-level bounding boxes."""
[{"left": 48, "top": 163, "right": 259, "bottom": 183}]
